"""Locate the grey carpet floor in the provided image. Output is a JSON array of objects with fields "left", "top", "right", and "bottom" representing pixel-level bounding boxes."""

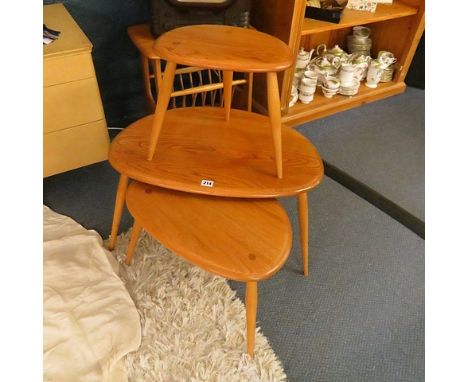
[
  {"left": 230, "top": 177, "right": 424, "bottom": 382},
  {"left": 297, "top": 87, "right": 425, "bottom": 221}
]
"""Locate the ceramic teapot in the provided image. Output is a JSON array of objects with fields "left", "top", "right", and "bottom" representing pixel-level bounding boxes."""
[
  {"left": 309, "top": 56, "right": 341, "bottom": 85},
  {"left": 310, "top": 56, "right": 341, "bottom": 73},
  {"left": 316, "top": 44, "right": 346, "bottom": 62},
  {"left": 296, "top": 47, "right": 314, "bottom": 69}
]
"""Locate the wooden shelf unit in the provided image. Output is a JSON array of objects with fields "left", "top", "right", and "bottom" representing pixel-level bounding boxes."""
[
  {"left": 250, "top": 0, "right": 425, "bottom": 127},
  {"left": 301, "top": 1, "right": 418, "bottom": 35}
]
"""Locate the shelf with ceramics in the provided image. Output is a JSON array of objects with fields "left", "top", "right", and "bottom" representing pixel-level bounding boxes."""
[{"left": 289, "top": 25, "right": 398, "bottom": 111}]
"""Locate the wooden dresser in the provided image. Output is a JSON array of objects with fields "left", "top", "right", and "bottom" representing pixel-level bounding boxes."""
[{"left": 43, "top": 4, "right": 109, "bottom": 177}]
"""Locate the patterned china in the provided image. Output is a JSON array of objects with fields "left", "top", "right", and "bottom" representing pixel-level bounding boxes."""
[
  {"left": 296, "top": 47, "right": 314, "bottom": 69},
  {"left": 365, "top": 59, "right": 386, "bottom": 88}
]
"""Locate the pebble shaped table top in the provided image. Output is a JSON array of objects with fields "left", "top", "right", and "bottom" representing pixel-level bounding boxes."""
[
  {"left": 109, "top": 107, "right": 324, "bottom": 198},
  {"left": 152, "top": 25, "right": 294, "bottom": 72},
  {"left": 126, "top": 181, "right": 292, "bottom": 282}
]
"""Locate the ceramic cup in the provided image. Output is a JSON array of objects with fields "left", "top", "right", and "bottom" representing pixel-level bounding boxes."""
[
  {"left": 321, "top": 86, "right": 338, "bottom": 99},
  {"left": 300, "top": 78, "right": 317, "bottom": 94},
  {"left": 299, "top": 93, "right": 314, "bottom": 104},
  {"left": 303, "top": 70, "right": 318, "bottom": 81},
  {"left": 365, "top": 60, "right": 384, "bottom": 88},
  {"left": 322, "top": 76, "right": 340, "bottom": 90}
]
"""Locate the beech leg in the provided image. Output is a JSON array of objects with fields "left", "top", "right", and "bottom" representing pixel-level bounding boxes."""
[
  {"left": 108, "top": 175, "right": 129, "bottom": 251},
  {"left": 246, "top": 281, "right": 258, "bottom": 357},
  {"left": 147, "top": 60, "right": 177, "bottom": 160},
  {"left": 297, "top": 192, "right": 309, "bottom": 276},
  {"left": 223, "top": 70, "right": 233, "bottom": 121},
  {"left": 125, "top": 220, "right": 142, "bottom": 265},
  {"left": 266, "top": 72, "right": 283, "bottom": 179},
  {"left": 247, "top": 72, "right": 253, "bottom": 112},
  {"left": 141, "top": 55, "right": 155, "bottom": 112}
]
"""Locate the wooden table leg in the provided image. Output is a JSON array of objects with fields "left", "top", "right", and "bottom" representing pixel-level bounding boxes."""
[
  {"left": 297, "top": 192, "right": 309, "bottom": 276},
  {"left": 109, "top": 175, "right": 129, "bottom": 251},
  {"left": 266, "top": 72, "right": 283, "bottom": 179},
  {"left": 151, "top": 58, "right": 163, "bottom": 91},
  {"left": 125, "top": 220, "right": 142, "bottom": 265},
  {"left": 141, "top": 55, "right": 155, "bottom": 112},
  {"left": 147, "top": 60, "right": 177, "bottom": 160},
  {"left": 247, "top": 72, "right": 253, "bottom": 112},
  {"left": 223, "top": 70, "right": 233, "bottom": 121},
  {"left": 246, "top": 281, "right": 258, "bottom": 357}
]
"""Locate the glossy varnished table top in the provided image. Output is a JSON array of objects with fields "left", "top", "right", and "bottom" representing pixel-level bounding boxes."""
[
  {"left": 153, "top": 25, "right": 294, "bottom": 72},
  {"left": 109, "top": 107, "right": 324, "bottom": 198},
  {"left": 127, "top": 182, "right": 292, "bottom": 281}
]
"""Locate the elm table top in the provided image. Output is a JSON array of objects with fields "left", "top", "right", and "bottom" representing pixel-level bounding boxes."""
[
  {"left": 126, "top": 182, "right": 292, "bottom": 282},
  {"left": 153, "top": 25, "right": 294, "bottom": 72},
  {"left": 109, "top": 107, "right": 324, "bottom": 198}
]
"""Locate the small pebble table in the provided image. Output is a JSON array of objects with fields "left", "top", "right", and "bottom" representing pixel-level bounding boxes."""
[
  {"left": 147, "top": 24, "right": 293, "bottom": 178},
  {"left": 108, "top": 108, "right": 324, "bottom": 276},
  {"left": 125, "top": 181, "right": 292, "bottom": 357}
]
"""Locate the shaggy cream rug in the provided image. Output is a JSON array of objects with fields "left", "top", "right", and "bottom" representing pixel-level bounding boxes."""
[{"left": 111, "top": 230, "right": 287, "bottom": 382}]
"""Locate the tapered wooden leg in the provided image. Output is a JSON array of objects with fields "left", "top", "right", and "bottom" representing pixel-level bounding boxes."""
[
  {"left": 125, "top": 221, "right": 142, "bottom": 265},
  {"left": 151, "top": 58, "right": 163, "bottom": 91},
  {"left": 108, "top": 175, "right": 129, "bottom": 251},
  {"left": 147, "top": 60, "right": 177, "bottom": 160},
  {"left": 266, "top": 72, "right": 283, "bottom": 179},
  {"left": 223, "top": 70, "right": 233, "bottom": 121},
  {"left": 297, "top": 192, "right": 309, "bottom": 276},
  {"left": 246, "top": 281, "right": 258, "bottom": 357},
  {"left": 141, "top": 55, "right": 155, "bottom": 112},
  {"left": 247, "top": 72, "right": 253, "bottom": 112}
]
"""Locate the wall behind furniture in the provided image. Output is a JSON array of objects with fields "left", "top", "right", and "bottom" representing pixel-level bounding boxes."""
[
  {"left": 44, "top": 0, "right": 151, "bottom": 127},
  {"left": 43, "top": 1, "right": 425, "bottom": 127}
]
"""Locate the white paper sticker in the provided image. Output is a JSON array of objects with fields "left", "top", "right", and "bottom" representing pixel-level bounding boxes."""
[{"left": 201, "top": 179, "right": 214, "bottom": 187}]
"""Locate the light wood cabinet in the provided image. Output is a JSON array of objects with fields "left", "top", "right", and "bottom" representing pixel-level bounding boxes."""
[
  {"left": 43, "top": 4, "right": 110, "bottom": 177},
  {"left": 250, "top": 0, "right": 425, "bottom": 126}
]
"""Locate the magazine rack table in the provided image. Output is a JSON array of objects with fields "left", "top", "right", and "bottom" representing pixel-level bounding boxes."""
[
  {"left": 127, "top": 24, "right": 253, "bottom": 112},
  {"left": 124, "top": 181, "right": 292, "bottom": 357},
  {"left": 147, "top": 25, "right": 293, "bottom": 179}
]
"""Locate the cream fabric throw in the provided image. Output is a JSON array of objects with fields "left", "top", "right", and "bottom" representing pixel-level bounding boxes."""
[{"left": 43, "top": 206, "right": 141, "bottom": 382}]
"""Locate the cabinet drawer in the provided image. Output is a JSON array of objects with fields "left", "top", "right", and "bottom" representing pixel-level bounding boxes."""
[
  {"left": 43, "top": 119, "right": 110, "bottom": 177},
  {"left": 44, "top": 77, "right": 105, "bottom": 133},
  {"left": 44, "top": 53, "right": 95, "bottom": 87}
]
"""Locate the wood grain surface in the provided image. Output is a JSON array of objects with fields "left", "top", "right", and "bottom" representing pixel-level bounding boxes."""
[
  {"left": 126, "top": 182, "right": 292, "bottom": 281},
  {"left": 153, "top": 25, "right": 294, "bottom": 72},
  {"left": 109, "top": 107, "right": 324, "bottom": 198}
]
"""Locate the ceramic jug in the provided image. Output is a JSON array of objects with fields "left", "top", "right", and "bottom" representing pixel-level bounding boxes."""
[
  {"left": 351, "top": 54, "right": 371, "bottom": 81},
  {"left": 339, "top": 63, "right": 359, "bottom": 86},
  {"left": 365, "top": 59, "right": 385, "bottom": 88}
]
